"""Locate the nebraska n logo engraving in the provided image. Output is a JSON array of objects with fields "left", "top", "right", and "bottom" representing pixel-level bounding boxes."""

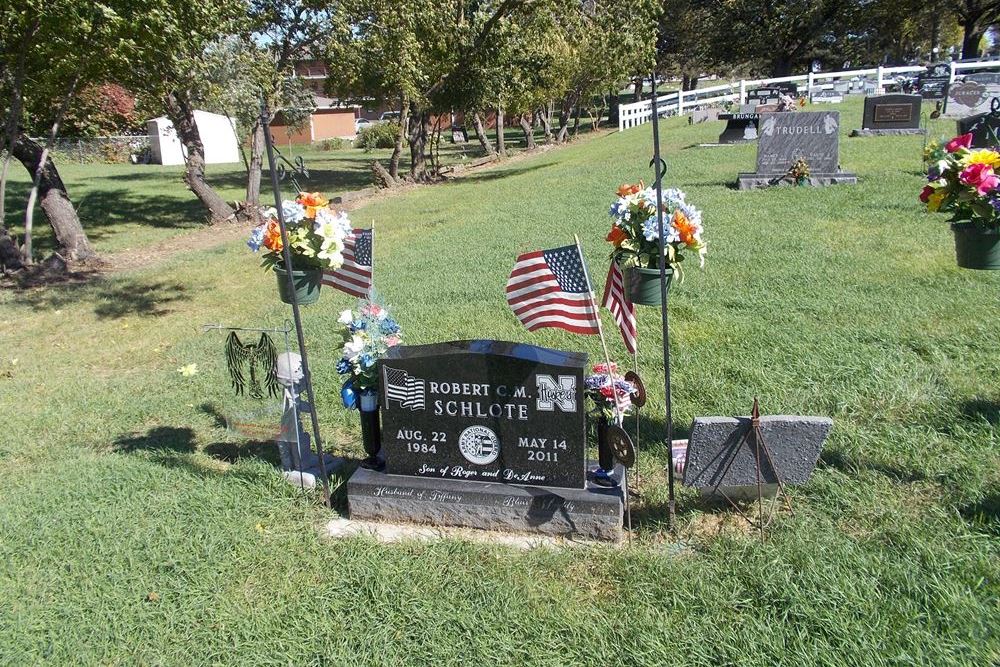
[{"left": 535, "top": 375, "right": 576, "bottom": 412}]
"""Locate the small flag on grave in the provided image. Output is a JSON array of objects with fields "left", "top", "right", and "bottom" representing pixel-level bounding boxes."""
[
  {"left": 506, "top": 245, "right": 601, "bottom": 335},
  {"left": 321, "top": 228, "right": 372, "bottom": 297},
  {"left": 601, "top": 261, "right": 637, "bottom": 353}
]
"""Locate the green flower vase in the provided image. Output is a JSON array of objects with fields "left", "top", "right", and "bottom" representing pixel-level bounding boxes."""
[
  {"left": 274, "top": 266, "right": 323, "bottom": 305},
  {"left": 952, "top": 223, "right": 1000, "bottom": 270},
  {"left": 625, "top": 265, "right": 674, "bottom": 306}
]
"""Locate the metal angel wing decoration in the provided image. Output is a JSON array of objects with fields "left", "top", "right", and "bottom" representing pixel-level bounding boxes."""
[{"left": 225, "top": 332, "right": 280, "bottom": 399}]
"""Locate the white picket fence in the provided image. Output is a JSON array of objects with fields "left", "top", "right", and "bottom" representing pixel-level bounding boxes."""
[{"left": 618, "top": 60, "right": 1000, "bottom": 131}]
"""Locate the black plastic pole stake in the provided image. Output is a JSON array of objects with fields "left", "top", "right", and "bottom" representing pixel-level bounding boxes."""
[
  {"left": 649, "top": 74, "right": 676, "bottom": 532},
  {"left": 260, "top": 99, "right": 332, "bottom": 508}
]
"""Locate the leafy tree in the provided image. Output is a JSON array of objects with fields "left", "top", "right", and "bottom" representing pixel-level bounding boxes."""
[
  {"left": 61, "top": 83, "right": 140, "bottom": 137},
  {"left": 947, "top": 0, "right": 1000, "bottom": 58}
]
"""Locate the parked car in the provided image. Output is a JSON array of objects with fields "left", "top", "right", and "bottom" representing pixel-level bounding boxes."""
[
  {"left": 379, "top": 111, "right": 400, "bottom": 123},
  {"left": 354, "top": 118, "right": 373, "bottom": 132}
]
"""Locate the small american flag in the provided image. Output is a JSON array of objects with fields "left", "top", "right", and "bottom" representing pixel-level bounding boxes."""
[
  {"left": 321, "top": 228, "right": 372, "bottom": 298},
  {"left": 383, "top": 366, "right": 425, "bottom": 411},
  {"left": 601, "top": 262, "right": 636, "bottom": 353},
  {"left": 506, "top": 245, "right": 600, "bottom": 335}
]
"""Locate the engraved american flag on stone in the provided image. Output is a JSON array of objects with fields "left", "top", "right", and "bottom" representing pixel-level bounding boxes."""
[
  {"left": 321, "top": 228, "right": 372, "bottom": 298},
  {"left": 506, "top": 244, "right": 600, "bottom": 335},
  {"left": 383, "top": 366, "right": 425, "bottom": 411}
]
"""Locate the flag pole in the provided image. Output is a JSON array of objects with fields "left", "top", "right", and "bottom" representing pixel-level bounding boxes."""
[
  {"left": 261, "top": 99, "right": 332, "bottom": 507},
  {"left": 633, "top": 350, "right": 641, "bottom": 493},
  {"left": 369, "top": 219, "right": 375, "bottom": 299},
  {"left": 649, "top": 73, "right": 676, "bottom": 532},
  {"left": 573, "top": 235, "right": 624, "bottom": 426}
]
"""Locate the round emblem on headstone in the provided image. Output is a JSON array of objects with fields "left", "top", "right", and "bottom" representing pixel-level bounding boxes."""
[{"left": 458, "top": 425, "right": 500, "bottom": 465}]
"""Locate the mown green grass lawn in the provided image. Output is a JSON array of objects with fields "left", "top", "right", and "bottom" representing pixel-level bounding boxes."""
[{"left": 1, "top": 98, "right": 998, "bottom": 665}]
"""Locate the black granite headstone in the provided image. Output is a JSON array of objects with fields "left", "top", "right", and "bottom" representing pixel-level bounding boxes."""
[
  {"left": 957, "top": 111, "right": 1000, "bottom": 149},
  {"left": 747, "top": 83, "right": 798, "bottom": 106},
  {"left": 717, "top": 111, "right": 761, "bottom": 143},
  {"left": 737, "top": 111, "right": 857, "bottom": 188},
  {"left": 851, "top": 94, "right": 924, "bottom": 136},
  {"left": 377, "top": 340, "right": 587, "bottom": 489},
  {"left": 918, "top": 63, "right": 951, "bottom": 100}
]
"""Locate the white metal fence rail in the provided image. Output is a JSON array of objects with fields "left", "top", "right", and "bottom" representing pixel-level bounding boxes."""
[{"left": 618, "top": 60, "right": 1000, "bottom": 131}]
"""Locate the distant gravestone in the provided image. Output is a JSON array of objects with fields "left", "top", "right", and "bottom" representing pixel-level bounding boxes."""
[
  {"left": 737, "top": 111, "right": 857, "bottom": 188},
  {"left": 918, "top": 63, "right": 951, "bottom": 100},
  {"left": 957, "top": 110, "right": 1000, "bottom": 149},
  {"left": 682, "top": 415, "right": 832, "bottom": 489},
  {"left": 945, "top": 80, "right": 1000, "bottom": 118},
  {"left": 346, "top": 340, "right": 628, "bottom": 541},
  {"left": 747, "top": 83, "right": 798, "bottom": 106},
  {"left": 690, "top": 108, "right": 721, "bottom": 124},
  {"left": 965, "top": 72, "right": 1000, "bottom": 86},
  {"left": 812, "top": 89, "right": 843, "bottom": 104},
  {"left": 850, "top": 94, "right": 924, "bottom": 136}
]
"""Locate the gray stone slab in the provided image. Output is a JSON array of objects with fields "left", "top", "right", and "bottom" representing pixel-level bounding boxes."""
[
  {"left": 850, "top": 128, "right": 925, "bottom": 137},
  {"left": 945, "top": 80, "right": 1000, "bottom": 118},
  {"left": 682, "top": 416, "right": 832, "bottom": 488},
  {"left": 348, "top": 459, "right": 625, "bottom": 541},
  {"left": 736, "top": 172, "right": 857, "bottom": 189},
  {"left": 690, "top": 108, "right": 721, "bottom": 124},
  {"left": 756, "top": 111, "right": 841, "bottom": 174}
]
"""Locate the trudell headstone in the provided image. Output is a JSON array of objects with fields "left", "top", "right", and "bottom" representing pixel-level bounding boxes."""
[
  {"left": 346, "top": 340, "right": 627, "bottom": 541},
  {"left": 957, "top": 110, "right": 1000, "bottom": 149},
  {"left": 850, "top": 94, "right": 924, "bottom": 136},
  {"left": 737, "top": 111, "right": 857, "bottom": 189},
  {"left": 682, "top": 415, "right": 832, "bottom": 490},
  {"left": 945, "top": 80, "right": 1000, "bottom": 118},
  {"left": 918, "top": 63, "right": 952, "bottom": 101}
]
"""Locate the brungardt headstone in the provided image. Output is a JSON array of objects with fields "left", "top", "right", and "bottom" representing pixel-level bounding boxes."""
[
  {"left": 346, "top": 340, "right": 627, "bottom": 540},
  {"left": 737, "top": 111, "right": 857, "bottom": 189},
  {"left": 850, "top": 94, "right": 924, "bottom": 136}
]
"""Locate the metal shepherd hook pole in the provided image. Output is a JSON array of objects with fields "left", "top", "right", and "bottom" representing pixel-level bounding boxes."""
[
  {"left": 260, "top": 98, "right": 333, "bottom": 508},
  {"left": 649, "top": 73, "right": 676, "bottom": 531}
]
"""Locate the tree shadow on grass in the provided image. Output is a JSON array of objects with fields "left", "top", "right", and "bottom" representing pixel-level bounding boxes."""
[
  {"left": 958, "top": 398, "right": 999, "bottom": 426},
  {"left": 114, "top": 426, "right": 196, "bottom": 454},
  {"left": 958, "top": 487, "right": 1000, "bottom": 537},
  {"left": 9, "top": 276, "right": 190, "bottom": 319}
]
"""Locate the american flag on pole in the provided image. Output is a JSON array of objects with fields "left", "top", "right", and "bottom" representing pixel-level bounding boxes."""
[
  {"left": 321, "top": 228, "right": 372, "bottom": 297},
  {"left": 382, "top": 366, "right": 425, "bottom": 411},
  {"left": 506, "top": 245, "right": 600, "bottom": 335},
  {"left": 601, "top": 262, "right": 637, "bottom": 353}
]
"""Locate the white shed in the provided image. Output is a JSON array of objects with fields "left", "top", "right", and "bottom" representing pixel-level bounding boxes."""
[{"left": 146, "top": 111, "right": 240, "bottom": 166}]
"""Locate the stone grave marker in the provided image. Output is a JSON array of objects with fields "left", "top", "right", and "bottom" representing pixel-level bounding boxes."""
[
  {"left": 737, "top": 111, "right": 857, "bottom": 188},
  {"left": 716, "top": 104, "right": 779, "bottom": 144},
  {"left": 812, "top": 89, "right": 843, "bottom": 104},
  {"left": 682, "top": 415, "right": 832, "bottom": 489},
  {"left": 690, "top": 107, "right": 721, "bottom": 124},
  {"left": 945, "top": 79, "right": 1000, "bottom": 118},
  {"left": 747, "top": 83, "right": 798, "bottom": 106},
  {"left": 347, "top": 340, "right": 627, "bottom": 541},
  {"left": 918, "top": 63, "right": 951, "bottom": 100},
  {"left": 957, "top": 110, "right": 1000, "bottom": 149},
  {"left": 850, "top": 94, "right": 924, "bottom": 136}
]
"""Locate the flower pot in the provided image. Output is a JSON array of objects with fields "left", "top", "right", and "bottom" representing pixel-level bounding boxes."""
[
  {"left": 358, "top": 390, "right": 382, "bottom": 467},
  {"left": 624, "top": 265, "right": 673, "bottom": 306},
  {"left": 274, "top": 266, "right": 322, "bottom": 305},
  {"left": 952, "top": 223, "right": 1000, "bottom": 270}
]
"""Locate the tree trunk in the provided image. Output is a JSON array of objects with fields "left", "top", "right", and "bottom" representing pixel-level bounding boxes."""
[
  {"left": 24, "top": 71, "right": 82, "bottom": 263},
  {"left": 771, "top": 55, "right": 794, "bottom": 77},
  {"left": 472, "top": 112, "right": 497, "bottom": 157},
  {"left": 962, "top": 24, "right": 985, "bottom": 59},
  {"left": 572, "top": 103, "right": 583, "bottom": 137},
  {"left": 0, "top": 224, "right": 23, "bottom": 272},
  {"left": 389, "top": 97, "right": 408, "bottom": 181},
  {"left": 164, "top": 91, "right": 235, "bottom": 223},
  {"left": 632, "top": 77, "right": 643, "bottom": 103},
  {"left": 11, "top": 133, "right": 94, "bottom": 261},
  {"left": 538, "top": 106, "right": 554, "bottom": 144},
  {"left": 0, "top": 18, "right": 37, "bottom": 230},
  {"left": 407, "top": 106, "right": 431, "bottom": 181},
  {"left": 496, "top": 106, "right": 506, "bottom": 156},
  {"left": 245, "top": 118, "right": 265, "bottom": 218},
  {"left": 518, "top": 113, "right": 535, "bottom": 150}
]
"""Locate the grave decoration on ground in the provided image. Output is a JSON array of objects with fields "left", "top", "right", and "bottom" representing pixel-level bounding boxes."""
[
  {"left": 247, "top": 192, "right": 351, "bottom": 305},
  {"left": 681, "top": 399, "right": 832, "bottom": 540},
  {"left": 850, "top": 94, "right": 924, "bottom": 136},
  {"left": 203, "top": 322, "right": 340, "bottom": 490},
  {"left": 920, "top": 132, "right": 1000, "bottom": 269},
  {"left": 584, "top": 362, "right": 640, "bottom": 487},
  {"left": 737, "top": 111, "right": 857, "bottom": 189},
  {"left": 604, "top": 182, "right": 706, "bottom": 305},
  {"left": 335, "top": 295, "right": 403, "bottom": 469}
]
